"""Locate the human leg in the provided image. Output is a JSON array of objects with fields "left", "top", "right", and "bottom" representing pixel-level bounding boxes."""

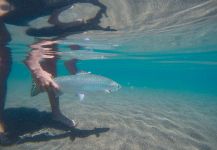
[
  {"left": 0, "top": 46, "right": 11, "bottom": 133},
  {"left": 39, "top": 41, "right": 77, "bottom": 128},
  {"left": 64, "top": 44, "right": 81, "bottom": 75},
  {"left": 64, "top": 59, "right": 78, "bottom": 75},
  {"left": 0, "top": 46, "right": 12, "bottom": 145}
]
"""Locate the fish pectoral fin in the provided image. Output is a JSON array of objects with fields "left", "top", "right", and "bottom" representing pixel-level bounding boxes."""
[
  {"left": 77, "top": 93, "right": 85, "bottom": 101},
  {"left": 105, "top": 89, "right": 111, "bottom": 93}
]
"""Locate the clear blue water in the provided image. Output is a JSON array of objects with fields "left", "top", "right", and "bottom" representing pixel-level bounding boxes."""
[
  {"left": 1, "top": 0, "right": 217, "bottom": 149},
  {"left": 9, "top": 50, "right": 217, "bottom": 94}
]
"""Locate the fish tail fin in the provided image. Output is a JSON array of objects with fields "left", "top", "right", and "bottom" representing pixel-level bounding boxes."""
[{"left": 31, "top": 77, "right": 44, "bottom": 97}]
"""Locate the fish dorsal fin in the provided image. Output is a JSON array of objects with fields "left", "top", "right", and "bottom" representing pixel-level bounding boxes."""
[
  {"left": 31, "top": 77, "right": 44, "bottom": 97},
  {"left": 76, "top": 71, "right": 91, "bottom": 75}
]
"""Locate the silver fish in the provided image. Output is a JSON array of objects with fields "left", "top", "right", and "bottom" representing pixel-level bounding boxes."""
[{"left": 31, "top": 72, "right": 121, "bottom": 101}]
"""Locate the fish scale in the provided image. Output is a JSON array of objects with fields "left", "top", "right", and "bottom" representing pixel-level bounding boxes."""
[{"left": 54, "top": 73, "right": 121, "bottom": 94}]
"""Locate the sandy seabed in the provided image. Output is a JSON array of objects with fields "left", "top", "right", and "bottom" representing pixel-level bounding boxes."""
[{"left": 1, "top": 84, "right": 217, "bottom": 150}]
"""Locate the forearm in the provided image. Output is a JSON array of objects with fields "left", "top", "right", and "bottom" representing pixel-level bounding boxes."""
[
  {"left": 23, "top": 50, "right": 44, "bottom": 75},
  {"left": 24, "top": 58, "right": 42, "bottom": 74}
]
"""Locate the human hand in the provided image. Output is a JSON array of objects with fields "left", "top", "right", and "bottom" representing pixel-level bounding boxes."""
[
  {"left": 33, "top": 68, "right": 59, "bottom": 91},
  {"left": 25, "top": 39, "right": 61, "bottom": 96}
]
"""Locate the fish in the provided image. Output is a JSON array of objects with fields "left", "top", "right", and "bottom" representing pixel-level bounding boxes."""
[{"left": 31, "top": 72, "right": 121, "bottom": 101}]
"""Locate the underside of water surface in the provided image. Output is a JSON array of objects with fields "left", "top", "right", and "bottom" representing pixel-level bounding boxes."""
[{"left": 0, "top": 0, "right": 217, "bottom": 149}]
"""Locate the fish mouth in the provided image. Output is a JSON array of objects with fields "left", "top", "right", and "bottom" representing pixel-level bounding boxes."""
[
  {"left": 117, "top": 84, "right": 121, "bottom": 90},
  {"left": 110, "top": 82, "right": 121, "bottom": 92}
]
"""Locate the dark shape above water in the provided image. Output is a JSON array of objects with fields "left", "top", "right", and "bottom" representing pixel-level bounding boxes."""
[
  {"left": 4, "top": 0, "right": 74, "bottom": 26},
  {"left": 3, "top": 0, "right": 116, "bottom": 38}
]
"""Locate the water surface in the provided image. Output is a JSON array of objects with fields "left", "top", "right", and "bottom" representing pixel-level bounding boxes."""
[{"left": 1, "top": 0, "right": 217, "bottom": 149}]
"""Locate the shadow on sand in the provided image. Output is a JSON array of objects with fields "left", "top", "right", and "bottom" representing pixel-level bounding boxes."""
[{"left": 3, "top": 107, "right": 110, "bottom": 145}]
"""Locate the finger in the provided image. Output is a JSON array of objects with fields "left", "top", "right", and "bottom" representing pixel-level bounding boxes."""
[
  {"left": 42, "top": 55, "right": 55, "bottom": 59},
  {"left": 43, "top": 51, "right": 57, "bottom": 56},
  {"left": 41, "top": 47, "right": 53, "bottom": 51},
  {"left": 45, "top": 80, "right": 51, "bottom": 87},
  {"left": 45, "top": 71, "right": 52, "bottom": 78},
  {"left": 50, "top": 80, "right": 59, "bottom": 90},
  {"left": 43, "top": 49, "right": 56, "bottom": 53}
]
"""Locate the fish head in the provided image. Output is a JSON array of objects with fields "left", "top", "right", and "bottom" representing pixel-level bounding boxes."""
[{"left": 105, "top": 81, "right": 121, "bottom": 93}]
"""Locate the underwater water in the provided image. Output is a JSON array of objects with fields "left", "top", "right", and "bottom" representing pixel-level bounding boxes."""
[{"left": 1, "top": 0, "right": 217, "bottom": 149}]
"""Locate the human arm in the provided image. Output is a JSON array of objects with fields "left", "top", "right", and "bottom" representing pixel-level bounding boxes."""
[{"left": 24, "top": 40, "right": 59, "bottom": 91}]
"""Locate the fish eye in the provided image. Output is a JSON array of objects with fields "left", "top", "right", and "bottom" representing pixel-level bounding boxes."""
[{"left": 110, "top": 82, "right": 118, "bottom": 86}]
